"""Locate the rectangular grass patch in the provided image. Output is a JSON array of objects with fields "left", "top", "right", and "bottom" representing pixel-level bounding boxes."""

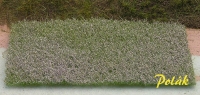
[{"left": 5, "top": 19, "right": 195, "bottom": 87}]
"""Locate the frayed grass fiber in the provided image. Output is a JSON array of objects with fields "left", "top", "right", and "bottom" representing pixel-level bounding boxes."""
[{"left": 5, "top": 19, "right": 195, "bottom": 87}]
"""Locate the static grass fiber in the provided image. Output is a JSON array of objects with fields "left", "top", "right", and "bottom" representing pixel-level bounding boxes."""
[{"left": 5, "top": 19, "right": 195, "bottom": 86}]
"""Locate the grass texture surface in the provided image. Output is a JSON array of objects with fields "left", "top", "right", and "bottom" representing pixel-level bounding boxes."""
[{"left": 5, "top": 19, "right": 195, "bottom": 86}]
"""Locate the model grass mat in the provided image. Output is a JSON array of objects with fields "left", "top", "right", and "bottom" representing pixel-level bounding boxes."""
[{"left": 5, "top": 19, "right": 195, "bottom": 86}]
